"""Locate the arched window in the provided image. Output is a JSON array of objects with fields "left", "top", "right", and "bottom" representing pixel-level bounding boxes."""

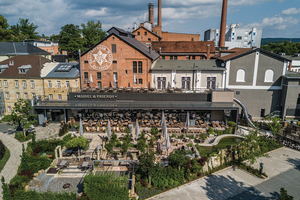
[
  {"left": 264, "top": 69, "right": 274, "bottom": 82},
  {"left": 236, "top": 69, "right": 245, "bottom": 82}
]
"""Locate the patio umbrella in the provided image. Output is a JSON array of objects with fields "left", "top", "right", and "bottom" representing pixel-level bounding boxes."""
[
  {"left": 153, "top": 75, "right": 156, "bottom": 87},
  {"left": 133, "top": 74, "right": 137, "bottom": 85},
  {"left": 186, "top": 111, "right": 190, "bottom": 129},
  {"left": 79, "top": 114, "right": 83, "bottom": 136},
  {"left": 161, "top": 111, "right": 166, "bottom": 127},
  {"left": 90, "top": 74, "right": 93, "bottom": 84},
  {"left": 166, "top": 131, "right": 170, "bottom": 150},
  {"left": 162, "top": 113, "right": 168, "bottom": 139},
  {"left": 107, "top": 120, "right": 111, "bottom": 140},
  {"left": 173, "top": 73, "right": 177, "bottom": 85},
  {"left": 135, "top": 119, "right": 140, "bottom": 140}
]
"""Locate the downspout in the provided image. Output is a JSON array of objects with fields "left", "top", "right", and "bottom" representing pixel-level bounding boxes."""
[{"left": 79, "top": 49, "right": 83, "bottom": 90}]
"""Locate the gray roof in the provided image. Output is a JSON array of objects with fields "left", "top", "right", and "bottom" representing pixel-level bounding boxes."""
[
  {"left": 46, "top": 63, "right": 80, "bottom": 78},
  {"left": 151, "top": 60, "right": 224, "bottom": 71},
  {"left": 0, "top": 42, "right": 51, "bottom": 56},
  {"left": 82, "top": 27, "right": 160, "bottom": 61},
  {"left": 282, "top": 71, "right": 300, "bottom": 79},
  {"left": 282, "top": 55, "right": 300, "bottom": 60}
]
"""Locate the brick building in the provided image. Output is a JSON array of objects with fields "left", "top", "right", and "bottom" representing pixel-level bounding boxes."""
[{"left": 80, "top": 27, "right": 159, "bottom": 89}]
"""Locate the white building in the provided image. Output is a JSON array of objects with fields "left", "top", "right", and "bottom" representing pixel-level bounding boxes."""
[{"left": 204, "top": 24, "right": 262, "bottom": 49}]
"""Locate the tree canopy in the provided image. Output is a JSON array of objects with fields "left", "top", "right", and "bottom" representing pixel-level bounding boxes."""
[
  {"left": 136, "top": 130, "right": 147, "bottom": 153},
  {"left": 261, "top": 41, "right": 300, "bottom": 55},
  {"left": 0, "top": 99, "right": 37, "bottom": 131},
  {"left": 65, "top": 136, "right": 89, "bottom": 150},
  {"left": 10, "top": 18, "right": 39, "bottom": 41},
  {"left": 0, "top": 15, "right": 13, "bottom": 42},
  {"left": 81, "top": 20, "right": 107, "bottom": 49},
  {"left": 59, "top": 24, "right": 83, "bottom": 58}
]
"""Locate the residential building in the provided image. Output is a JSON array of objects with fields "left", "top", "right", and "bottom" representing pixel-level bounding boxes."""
[
  {"left": 25, "top": 40, "right": 60, "bottom": 56},
  {"left": 0, "top": 42, "right": 51, "bottom": 61}
]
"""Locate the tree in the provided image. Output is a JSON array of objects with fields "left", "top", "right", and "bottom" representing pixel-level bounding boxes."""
[
  {"left": 136, "top": 131, "right": 147, "bottom": 153},
  {"left": 59, "top": 24, "right": 83, "bottom": 59},
  {"left": 121, "top": 133, "right": 131, "bottom": 154},
  {"left": 0, "top": 99, "right": 37, "bottom": 131},
  {"left": 151, "top": 126, "right": 158, "bottom": 137},
  {"left": 49, "top": 34, "right": 60, "bottom": 41},
  {"left": 168, "top": 150, "right": 188, "bottom": 170},
  {"left": 1, "top": 176, "right": 11, "bottom": 200},
  {"left": 279, "top": 187, "right": 294, "bottom": 200},
  {"left": 0, "top": 15, "right": 13, "bottom": 42},
  {"left": 66, "top": 136, "right": 89, "bottom": 160},
  {"left": 10, "top": 18, "right": 39, "bottom": 41},
  {"left": 81, "top": 20, "right": 107, "bottom": 49},
  {"left": 105, "top": 132, "right": 117, "bottom": 156},
  {"left": 268, "top": 117, "right": 282, "bottom": 138},
  {"left": 137, "top": 150, "right": 156, "bottom": 185}
]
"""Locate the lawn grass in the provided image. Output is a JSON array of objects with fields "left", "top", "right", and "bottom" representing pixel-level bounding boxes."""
[{"left": 0, "top": 146, "right": 10, "bottom": 172}]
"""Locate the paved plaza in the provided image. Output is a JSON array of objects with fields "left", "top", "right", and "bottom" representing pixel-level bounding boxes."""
[{"left": 150, "top": 147, "right": 300, "bottom": 200}]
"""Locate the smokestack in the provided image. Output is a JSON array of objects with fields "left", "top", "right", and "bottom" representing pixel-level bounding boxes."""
[
  {"left": 148, "top": 3, "right": 154, "bottom": 25},
  {"left": 219, "top": 0, "right": 228, "bottom": 47},
  {"left": 158, "top": 0, "right": 162, "bottom": 27}
]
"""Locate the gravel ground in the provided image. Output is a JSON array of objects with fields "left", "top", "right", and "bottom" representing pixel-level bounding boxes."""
[{"left": 46, "top": 177, "right": 84, "bottom": 194}]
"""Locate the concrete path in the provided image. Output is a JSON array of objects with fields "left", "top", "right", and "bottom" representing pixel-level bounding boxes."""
[
  {"left": 0, "top": 132, "right": 23, "bottom": 199},
  {"left": 150, "top": 147, "right": 300, "bottom": 200}
]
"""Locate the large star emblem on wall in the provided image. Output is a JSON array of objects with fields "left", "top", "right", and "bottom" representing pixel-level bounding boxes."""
[{"left": 93, "top": 50, "right": 107, "bottom": 66}]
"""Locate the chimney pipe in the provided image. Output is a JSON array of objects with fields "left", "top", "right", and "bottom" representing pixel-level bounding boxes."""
[
  {"left": 289, "top": 61, "right": 292, "bottom": 71},
  {"left": 148, "top": 3, "right": 154, "bottom": 25},
  {"left": 219, "top": 0, "right": 228, "bottom": 47},
  {"left": 207, "top": 44, "right": 211, "bottom": 60},
  {"left": 158, "top": 0, "right": 162, "bottom": 27}
]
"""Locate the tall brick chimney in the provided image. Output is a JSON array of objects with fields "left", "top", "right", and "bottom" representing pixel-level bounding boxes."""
[
  {"left": 207, "top": 44, "right": 211, "bottom": 60},
  {"left": 158, "top": 0, "right": 162, "bottom": 27},
  {"left": 148, "top": 3, "right": 154, "bottom": 25},
  {"left": 219, "top": 0, "right": 228, "bottom": 47}
]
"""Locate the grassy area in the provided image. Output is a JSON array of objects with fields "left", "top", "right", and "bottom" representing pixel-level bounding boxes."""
[{"left": 0, "top": 146, "right": 10, "bottom": 172}]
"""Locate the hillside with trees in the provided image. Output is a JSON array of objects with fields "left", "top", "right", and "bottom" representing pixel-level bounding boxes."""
[{"left": 261, "top": 41, "right": 300, "bottom": 55}]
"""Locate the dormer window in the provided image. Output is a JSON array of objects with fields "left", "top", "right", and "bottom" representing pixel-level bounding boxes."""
[
  {"left": 18, "top": 65, "right": 32, "bottom": 74},
  {"left": 0, "top": 64, "right": 8, "bottom": 73}
]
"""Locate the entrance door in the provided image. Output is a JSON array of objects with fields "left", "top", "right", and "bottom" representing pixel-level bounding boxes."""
[{"left": 260, "top": 109, "right": 265, "bottom": 117}]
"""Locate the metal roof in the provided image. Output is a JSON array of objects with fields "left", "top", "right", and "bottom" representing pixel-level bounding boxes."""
[
  {"left": 151, "top": 60, "right": 224, "bottom": 71},
  {"left": 0, "top": 42, "right": 51, "bottom": 56},
  {"left": 45, "top": 63, "right": 80, "bottom": 78}
]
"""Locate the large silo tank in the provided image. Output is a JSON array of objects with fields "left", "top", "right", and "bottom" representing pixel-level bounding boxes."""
[{"left": 144, "top": 22, "right": 152, "bottom": 31}]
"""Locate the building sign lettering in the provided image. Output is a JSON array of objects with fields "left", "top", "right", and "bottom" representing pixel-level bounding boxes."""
[
  {"left": 74, "top": 94, "right": 117, "bottom": 99},
  {"left": 87, "top": 45, "right": 113, "bottom": 71},
  {"left": 75, "top": 103, "right": 117, "bottom": 108}
]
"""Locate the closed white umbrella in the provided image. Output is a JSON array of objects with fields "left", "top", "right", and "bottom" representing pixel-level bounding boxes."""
[
  {"left": 133, "top": 74, "right": 137, "bottom": 85},
  {"left": 79, "top": 114, "right": 83, "bottom": 136},
  {"left": 135, "top": 119, "right": 140, "bottom": 140},
  {"left": 173, "top": 74, "right": 177, "bottom": 85},
  {"left": 166, "top": 131, "right": 170, "bottom": 150},
  {"left": 153, "top": 75, "right": 156, "bottom": 87},
  {"left": 90, "top": 74, "right": 93, "bottom": 84},
  {"left": 186, "top": 111, "right": 190, "bottom": 129},
  {"left": 107, "top": 120, "right": 111, "bottom": 140}
]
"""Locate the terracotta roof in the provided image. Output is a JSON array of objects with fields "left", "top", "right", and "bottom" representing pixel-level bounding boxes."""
[
  {"left": 152, "top": 41, "right": 215, "bottom": 53},
  {"left": 0, "top": 55, "right": 51, "bottom": 78},
  {"left": 132, "top": 26, "right": 162, "bottom": 39}
]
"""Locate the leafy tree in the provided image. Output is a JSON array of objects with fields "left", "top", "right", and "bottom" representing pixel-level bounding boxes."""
[
  {"left": 81, "top": 20, "right": 107, "bottom": 49},
  {"left": 279, "top": 187, "right": 294, "bottom": 200},
  {"left": 268, "top": 117, "right": 282, "bottom": 138},
  {"left": 105, "top": 131, "right": 117, "bottom": 155},
  {"left": 151, "top": 126, "right": 158, "bottom": 137},
  {"left": 1, "top": 176, "right": 11, "bottom": 200},
  {"left": 168, "top": 150, "right": 188, "bottom": 170},
  {"left": 0, "top": 99, "right": 37, "bottom": 131},
  {"left": 121, "top": 133, "right": 131, "bottom": 154},
  {"left": 49, "top": 34, "right": 60, "bottom": 41},
  {"left": 262, "top": 41, "right": 300, "bottom": 55},
  {"left": 59, "top": 24, "right": 83, "bottom": 59},
  {"left": 137, "top": 131, "right": 147, "bottom": 153},
  {"left": 65, "top": 136, "right": 89, "bottom": 160},
  {"left": 137, "top": 150, "right": 156, "bottom": 185},
  {"left": 0, "top": 15, "right": 13, "bottom": 42},
  {"left": 10, "top": 18, "right": 39, "bottom": 41}
]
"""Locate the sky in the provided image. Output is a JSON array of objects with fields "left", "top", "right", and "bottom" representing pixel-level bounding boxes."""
[{"left": 0, "top": 0, "right": 299, "bottom": 40}]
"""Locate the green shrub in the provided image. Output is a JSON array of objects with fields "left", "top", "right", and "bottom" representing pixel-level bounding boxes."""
[
  {"left": 228, "top": 121, "right": 236, "bottom": 128},
  {"left": 15, "top": 132, "right": 33, "bottom": 142},
  {"left": 10, "top": 175, "right": 30, "bottom": 189},
  {"left": 59, "top": 124, "right": 69, "bottom": 137},
  {"left": 0, "top": 145, "right": 10, "bottom": 172},
  {"left": 13, "top": 190, "right": 76, "bottom": 200}
]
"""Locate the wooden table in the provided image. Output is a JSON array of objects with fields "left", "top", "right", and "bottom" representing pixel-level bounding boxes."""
[{"left": 58, "top": 160, "right": 68, "bottom": 168}]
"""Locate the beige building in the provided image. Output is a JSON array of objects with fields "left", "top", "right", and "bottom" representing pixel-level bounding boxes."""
[{"left": 0, "top": 56, "right": 80, "bottom": 116}]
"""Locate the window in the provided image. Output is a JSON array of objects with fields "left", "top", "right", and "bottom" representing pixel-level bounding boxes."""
[
  {"left": 192, "top": 56, "right": 195, "bottom": 60},
  {"left": 49, "top": 94, "right": 53, "bottom": 100},
  {"left": 57, "top": 81, "right": 61, "bottom": 88},
  {"left": 125, "top": 70, "right": 128, "bottom": 74},
  {"left": 181, "top": 77, "right": 191, "bottom": 90},
  {"left": 23, "top": 80, "right": 27, "bottom": 88},
  {"left": 113, "top": 61, "right": 117, "bottom": 63},
  {"left": 174, "top": 56, "right": 178, "bottom": 60},
  {"left": 97, "top": 72, "right": 101, "bottom": 80},
  {"left": 113, "top": 72, "right": 118, "bottom": 88},
  {"left": 133, "top": 61, "right": 137, "bottom": 73},
  {"left": 138, "top": 79, "right": 143, "bottom": 84},
  {"left": 17, "top": 93, "right": 20, "bottom": 99},
  {"left": 144, "top": 32, "right": 147, "bottom": 36},
  {"left": 84, "top": 72, "right": 88, "bottom": 79},
  {"left": 207, "top": 77, "right": 216, "bottom": 90},
  {"left": 7, "top": 106, "right": 11, "bottom": 113},
  {"left": 84, "top": 61, "right": 88, "bottom": 63},
  {"left": 65, "top": 81, "right": 69, "bottom": 88},
  {"left": 112, "top": 44, "right": 116, "bottom": 53},
  {"left": 31, "top": 80, "right": 34, "bottom": 88},
  {"left": 19, "top": 69, "right": 26, "bottom": 74},
  {"left": 0, "top": 81, "right": 2, "bottom": 88},
  {"left": 58, "top": 94, "right": 62, "bottom": 100},
  {"left": 236, "top": 69, "right": 246, "bottom": 82},
  {"left": 157, "top": 77, "right": 166, "bottom": 89},
  {"left": 162, "top": 56, "right": 165, "bottom": 60},
  {"left": 4, "top": 80, "right": 7, "bottom": 87},
  {"left": 51, "top": 49, "right": 54, "bottom": 54},
  {"left": 237, "top": 36, "right": 242, "bottom": 40},
  {"left": 15, "top": 80, "right": 19, "bottom": 88},
  {"left": 32, "top": 93, "right": 36, "bottom": 98},
  {"left": 97, "top": 81, "right": 102, "bottom": 88},
  {"left": 48, "top": 81, "right": 52, "bottom": 88},
  {"left": 138, "top": 61, "right": 142, "bottom": 73},
  {"left": 24, "top": 93, "right": 28, "bottom": 99},
  {"left": 264, "top": 69, "right": 274, "bottom": 82},
  {"left": 5, "top": 92, "right": 9, "bottom": 100},
  {"left": 148, "top": 38, "right": 151, "bottom": 41},
  {"left": 137, "top": 32, "right": 140, "bottom": 35},
  {"left": 170, "top": 56, "right": 173, "bottom": 60}
]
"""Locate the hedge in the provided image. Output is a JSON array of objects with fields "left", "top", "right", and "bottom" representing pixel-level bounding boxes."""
[{"left": 0, "top": 142, "right": 10, "bottom": 172}]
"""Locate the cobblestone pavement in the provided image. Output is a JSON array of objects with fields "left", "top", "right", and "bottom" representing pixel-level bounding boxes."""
[
  {"left": 0, "top": 130, "right": 23, "bottom": 199},
  {"left": 35, "top": 123, "right": 61, "bottom": 140},
  {"left": 150, "top": 147, "right": 300, "bottom": 200},
  {"left": 46, "top": 177, "right": 84, "bottom": 194}
]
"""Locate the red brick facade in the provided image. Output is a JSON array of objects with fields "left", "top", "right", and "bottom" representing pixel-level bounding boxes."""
[{"left": 80, "top": 35, "right": 154, "bottom": 89}]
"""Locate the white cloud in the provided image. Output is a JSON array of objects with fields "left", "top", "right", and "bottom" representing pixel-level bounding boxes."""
[
  {"left": 282, "top": 7, "right": 300, "bottom": 15},
  {"left": 245, "top": 15, "right": 299, "bottom": 30},
  {"left": 85, "top": 8, "right": 107, "bottom": 17}
]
